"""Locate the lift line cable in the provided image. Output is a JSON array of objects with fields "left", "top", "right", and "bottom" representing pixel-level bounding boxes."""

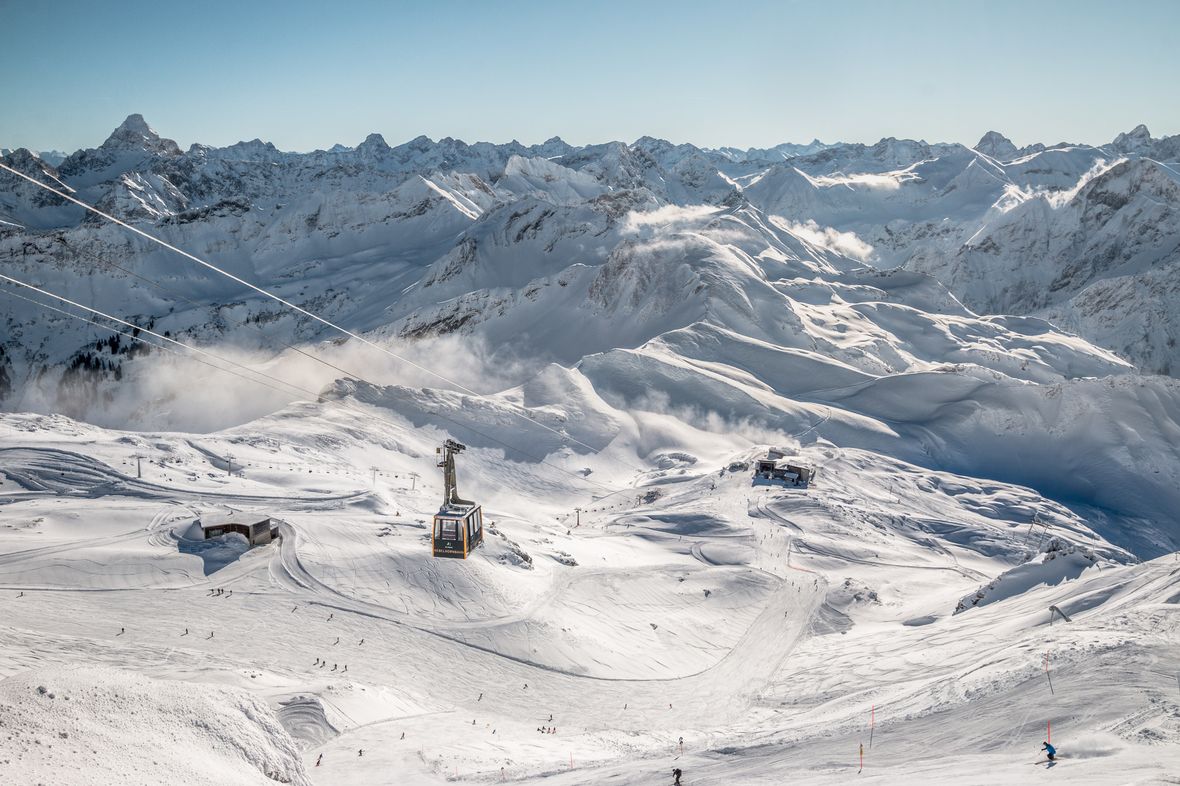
[
  {"left": 0, "top": 161, "right": 642, "bottom": 471},
  {"left": 0, "top": 284, "right": 423, "bottom": 484},
  {"left": 0, "top": 285, "right": 311, "bottom": 403},
  {"left": 28, "top": 239, "right": 369, "bottom": 388},
  {"left": 0, "top": 272, "right": 323, "bottom": 402},
  {"left": 0, "top": 273, "right": 618, "bottom": 495}
]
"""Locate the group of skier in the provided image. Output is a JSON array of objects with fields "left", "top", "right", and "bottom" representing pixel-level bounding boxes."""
[{"left": 312, "top": 657, "right": 346, "bottom": 672}]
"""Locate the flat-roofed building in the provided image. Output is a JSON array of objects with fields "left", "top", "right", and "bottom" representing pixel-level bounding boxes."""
[{"left": 199, "top": 513, "right": 273, "bottom": 546}]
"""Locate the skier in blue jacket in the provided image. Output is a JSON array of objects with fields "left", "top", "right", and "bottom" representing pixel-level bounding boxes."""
[{"left": 1042, "top": 741, "right": 1056, "bottom": 761}]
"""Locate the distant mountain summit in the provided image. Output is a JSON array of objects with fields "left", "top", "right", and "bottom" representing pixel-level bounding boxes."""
[
  {"left": 973, "top": 131, "right": 1019, "bottom": 161},
  {"left": 99, "top": 113, "right": 181, "bottom": 156},
  {"left": 1111, "top": 123, "right": 1153, "bottom": 153}
]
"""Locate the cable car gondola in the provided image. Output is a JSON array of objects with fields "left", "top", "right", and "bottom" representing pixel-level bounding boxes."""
[{"left": 431, "top": 439, "right": 483, "bottom": 558}]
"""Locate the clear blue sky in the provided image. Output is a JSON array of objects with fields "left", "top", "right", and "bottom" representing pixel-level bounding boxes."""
[{"left": 2, "top": 0, "right": 1177, "bottom": 153}]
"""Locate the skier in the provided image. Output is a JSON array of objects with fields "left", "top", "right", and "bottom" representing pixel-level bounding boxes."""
[
  {"left": 478, "top": 692, "right": 483, "bottom": 702},
  {"left": 358, "top": 749, "right": 364, "bottom": 757},
  {"left": 334, "top": 637, "right": 340, "bottom": 645},
  {"left": 1042, "top": 741, "right": 1056, "bottom": 761},
  {"left": 315, "top": 754, "right": 322, "bottom": 767},
  {"left": 119, "top": 627, "right": 124, "bottom": 635},
  {"left": 673, "top": 767, "right": 683, "bottom": 785},
  {"left": 183, "top": 628, "right": 188, "bottom": 636}
]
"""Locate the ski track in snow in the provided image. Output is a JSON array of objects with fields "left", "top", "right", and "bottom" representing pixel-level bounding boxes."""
[{"left": 1, "top": 423, "right": 1178, "bottom": 785}]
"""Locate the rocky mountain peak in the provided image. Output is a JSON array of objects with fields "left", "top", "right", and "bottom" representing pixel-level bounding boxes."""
[
  {"left": 1112, "top": 124, "right": 1153, "bottom": 152},
  {"left": 974, "top": 131, "right": 1019, "bottom": 161},
  {"left": 100, "top": 114, "right": 180, "bottom": 156},
  {"left": 357, "top": 133, "right": 389, "bottom": 153},
  {"left": 1, "top": 147, "right": 55, "bottom": 175}
]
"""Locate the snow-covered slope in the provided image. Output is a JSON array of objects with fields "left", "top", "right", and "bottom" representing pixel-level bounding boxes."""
[
  {"left": 2, "top": 117, "right": 1180, "bottom": 784},
  {"left": 0, "top": 666, "right": 311, "bottom": 786},
  {"left": 0, "top": 401, "right": 1177, "bottom": 784},
  {"left": 3, "top": 117, "right": 1180, "bottom": 543},
  {"left": 913, "top": 156, "right": 1180, "bottom": 374}
]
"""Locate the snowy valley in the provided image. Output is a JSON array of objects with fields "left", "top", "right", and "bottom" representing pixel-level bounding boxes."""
[{"left": 1, "top": 117, "right": 1179, "bottom": 785}]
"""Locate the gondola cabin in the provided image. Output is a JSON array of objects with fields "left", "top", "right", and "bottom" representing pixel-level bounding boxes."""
[
  {"left": 432, "top": 504, "right": 483, "bottom": 558},
  {"left": 431, "top": 439, "right": 484, "bottom": 559}
]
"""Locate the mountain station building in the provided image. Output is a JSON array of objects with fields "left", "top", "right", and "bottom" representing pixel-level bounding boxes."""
[{"left": 199, "top": 514, "right": 273, "bottom": 546}]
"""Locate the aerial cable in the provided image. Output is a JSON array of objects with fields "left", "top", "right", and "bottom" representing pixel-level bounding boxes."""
[
  {"left": 0, "top": 272, "right": 317, "bottom": 401},
  {"left": 43, "top": 238, "right": 364, "bottom": 384},
  {"left": 0, "top": 161, "right": 626, "bottom": 462},
  {"left": 0, "top": 285, "right": 419, "bottom": 484},
  {"left": 0, "top": 273, "right": 618, "bottom": 494},
  {"left": 0, "top": 285, "right": 312, "bottom": 402}
]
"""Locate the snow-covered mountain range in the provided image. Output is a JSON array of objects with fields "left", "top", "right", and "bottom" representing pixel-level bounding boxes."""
[
  {"left": 3, "top": 116, "right": 1180, "bottom": 552},
  {"left": 4, "top": 117, "right": 1180, "bottom": 379},
  {"left": 2, "top": 116, "right": 1180, "bottom": 783}
]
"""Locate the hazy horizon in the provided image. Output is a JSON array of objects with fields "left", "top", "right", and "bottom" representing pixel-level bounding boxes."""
[
  {"left": 2, "top": 110, "right": 1169, "bottom": 158},
  {"left": 3, "top": 0, "right": 1178, "bottom": 153}
]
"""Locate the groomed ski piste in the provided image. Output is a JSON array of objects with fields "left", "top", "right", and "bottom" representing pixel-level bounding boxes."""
[{"left": 1, "top": 382, "right": 1178, "bottom": 785}]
